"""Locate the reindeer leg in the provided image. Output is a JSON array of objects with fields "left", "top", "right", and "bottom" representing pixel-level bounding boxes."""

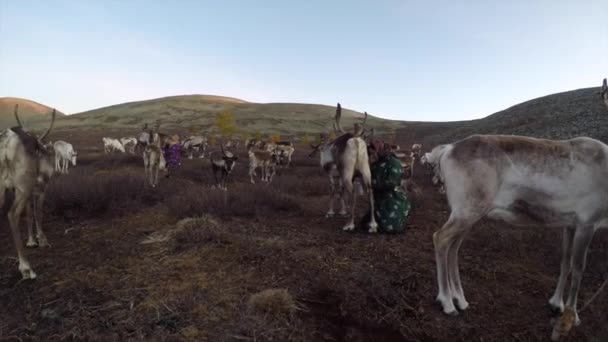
[
  {"left": 26, "top": 199, "right": 37, "bottom": 247},
  {"left": 326, "top": 176, "right": 336, "bottom": 218},
  {"left": 249, "top": 166, "right": 256, "bottom": 184},
  {"left": 447, "top": 230, "right": 471, "bottom": 310},
  {"left": 34, "top": 192, "right": 50, "bottom": 247},
  {"left": 433, "top": 214, "right": 476, "bottom": 315},
  {"left": 8, "top": 190, "right": 36, "bottom": 279},
  {"left": 564, "top": 226, "right": 594, "bottom": 326},
  {"left": 337, "top": 180, "right": 348, "bottom": 217},
  {"left": 549, "top": 226, "right": 575, "bottom": 313},
  {"left": 342, "top": 180, "right": 356, "bottom": 231}
]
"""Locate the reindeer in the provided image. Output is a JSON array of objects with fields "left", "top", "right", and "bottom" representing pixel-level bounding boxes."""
[
  {"left": 53, "top": 140, "right": 77, "bottom": 174},
  {"left": 120, "top": 137, "right": 137, "bottom": 154},
  {"left": 309, "top": 103, "right": 377, "bottom": 232},
  {"left": 248, "top": 149, "right": 277, "bottom": 184},
  {"left": 274, "top": 144, "right": 295, "bottom": 168},
  {"left": 183, "top": 135, "right": 208, "bottom": 159},
  {"left": 422, "top": 134, "right": 608, "bottom": 339},
  {"left": 135, "top": 123, "right": 151, "bottom": 155},
  {"left": 246, "top": 139, "right": 264, "bottom": 151},
  {"left": 0, "top": 105, "right": 56, "bottom": 279},
  {"left": 102, "top": 137, "right": 125, "bottom": 153},
  {"left": 209, "top": 144, "right": 238, "bottom": 190},
  {"left": 142, "top": 130, "right": 166, "bottom": 188},
  {"left": 224, "top": 138, "right": 241, "bottom": 150}
]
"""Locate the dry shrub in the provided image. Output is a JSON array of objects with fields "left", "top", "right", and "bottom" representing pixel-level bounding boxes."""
[
  {"left": 45, "top": 170, "right": 153, "bottom": 218},
  {"left": 166, "top": 183, "right": 301, "bottom": 219},
  {"left": 247, "top": 288, "right": 297, "bottom": 317},
  {"left": 172, "top": 215, "right": 230, "bottom": 253}
]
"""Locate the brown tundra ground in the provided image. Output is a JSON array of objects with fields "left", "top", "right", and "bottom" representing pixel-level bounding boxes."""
[{"left": 1, "top": 129, "right": 607, "bottom": 342}]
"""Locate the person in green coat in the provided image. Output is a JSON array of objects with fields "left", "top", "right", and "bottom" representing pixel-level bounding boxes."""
[{"left": 360, "top": 140, "right": 411, "bottom": 233}]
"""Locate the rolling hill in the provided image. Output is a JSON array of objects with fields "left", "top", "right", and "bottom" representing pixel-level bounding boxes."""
[
  {"left": 30, "top": 95, "right": 408, "bottom": 135},
  {"left": 0, "top": 97, "right": 66, "bottom": 129},
  {"left": 2, "top": 85, "right": 607, "bottom": 143}
]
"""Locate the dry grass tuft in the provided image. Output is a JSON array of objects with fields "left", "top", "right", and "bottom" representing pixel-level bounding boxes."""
[
  {"left": 247, "top": 288, "right": 297, "bottom": 317},
  {"left": 172, "top": 215, "right": 230, "bottom": 253}
]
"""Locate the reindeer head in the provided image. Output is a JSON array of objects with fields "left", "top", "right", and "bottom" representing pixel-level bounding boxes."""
[
  {"left": 220, "top": 143, "right": 238, "bottom": 173},
  {"left": 411, "top": 144, "right": 423, "bottom": 161},
  {"left": 71, "top": 150, "right": 78, "bottom": 166},
  {"left": 13, "top": 104, "right": 56, "bottom": 156},
  {"left": 13, "top": 105, "right": 56, "bottom": 183}
]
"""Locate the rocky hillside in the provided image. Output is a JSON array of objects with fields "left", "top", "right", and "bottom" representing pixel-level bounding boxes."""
[{"left": 402, "top": 86, "right": 608, "bottom": 146}]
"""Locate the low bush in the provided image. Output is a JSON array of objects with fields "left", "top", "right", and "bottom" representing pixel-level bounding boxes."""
[{"left": 165, "top": 183, "right": 301, "bottom": 219}]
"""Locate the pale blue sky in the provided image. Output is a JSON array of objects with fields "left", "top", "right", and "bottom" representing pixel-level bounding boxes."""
[{"left": 1, "top": 1, "right": 607, "bottom": 121}]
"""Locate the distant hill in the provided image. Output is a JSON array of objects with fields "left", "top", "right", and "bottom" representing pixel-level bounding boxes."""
[
  {"left": 48, "top": 95, "right": 408, "bottom": 135},
  {"left": 0, "top": 97, "right": 65, "bottom": 129},
  {"left": 4, "top": 86, "right": 608, "bottom": 143},
  {"left": 397, "top": 86, "right": 608, "bottom": 146}
]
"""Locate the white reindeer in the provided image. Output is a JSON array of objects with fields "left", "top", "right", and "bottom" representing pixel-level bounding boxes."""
[
  {"left": 53, "top": 140, "right": 77, "bottom": 174},
  {"left": 182, "top": 135, "right": 208, "bottom": 159},
  {"left": 102, "top": 137, "right": 125, "bottom": 153},
  {"left": 309, "top": 103, "right": 377, "bottom": 232},
  {"left": 422, "top": 134, "right": 608, "bottom": 339},
  {"left": 120, "top": 137, "right": 137, "bottom": 154},
  {"left": 274, "top": 144, "right": 295, "bottom": 168},
  {"left": 0, "top": 105, "right": 55, "bottom": 279}
]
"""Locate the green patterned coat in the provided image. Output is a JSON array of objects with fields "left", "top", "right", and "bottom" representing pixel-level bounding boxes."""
[{"left": 361, "top": 154, "right": 411, "bottom": 233}]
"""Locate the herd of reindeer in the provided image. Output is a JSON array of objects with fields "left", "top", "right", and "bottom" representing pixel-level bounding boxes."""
[{"left": 2, "top": 79, "right": 608, "bottom": 341}]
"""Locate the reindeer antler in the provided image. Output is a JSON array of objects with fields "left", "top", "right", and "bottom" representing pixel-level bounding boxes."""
[
  {"left": 39, "top": 109, "right": 56, "bottom": 141},
  {"left": 220, "top": 136, "right": 226, "bottom": 155},
  {"left": 14, "top": 104, "right": 24, "bottom": 128}
]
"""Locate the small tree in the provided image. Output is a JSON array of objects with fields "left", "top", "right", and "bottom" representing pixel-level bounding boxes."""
[
  {"left": 270, "top": 134, "right": 281, "bottom": 143},
  {"left": 254, "top": 131, "right": 263, "bottom": 140},
  {"left": 216, "top": 110, "right": 236, "bottom": 136},
  {"left": 301, "top": 134, "right": 310, "bottom": 145}
]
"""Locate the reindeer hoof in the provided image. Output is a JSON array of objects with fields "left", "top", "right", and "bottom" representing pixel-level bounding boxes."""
[
  {"left": 20, "top": 268, "right": 37, "bottom": 280},
  {"left": 325, "top": 212, "right": 335, "bottom": 218},
  {"left": 436, "top": 296, "right": 457, "bottom": 315},
  {"left": 454, "top": 298, "right": 469, "bottom": 311},
  {"left": 37, "top": 239, "right": 51, "bottom": 248},
  {"left": 342, "top": 223, "right": 355, "bottom": 231},
  {"left": 337, "top": 211, "right": 349, "bottom": 217},
  {"left": 26, "top": 240, "right": 38, "bottom": 248},
  {"left": 548, "top": 299, "right": 564, "bottom": 315}
]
